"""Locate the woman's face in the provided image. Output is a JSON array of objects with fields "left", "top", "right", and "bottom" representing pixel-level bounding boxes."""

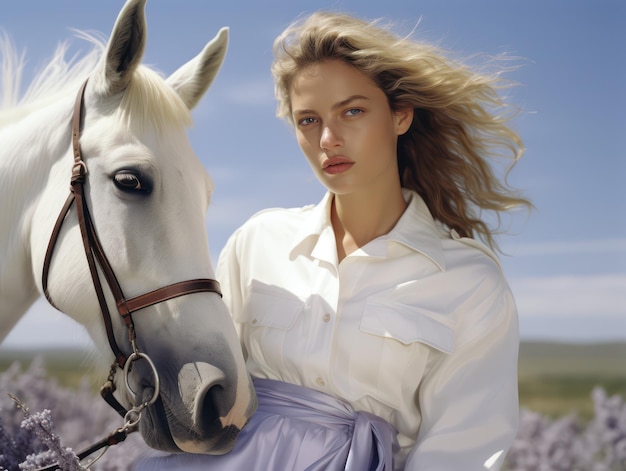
[{"left": 289, "top": 59, "right": 412, "bottom": 197}]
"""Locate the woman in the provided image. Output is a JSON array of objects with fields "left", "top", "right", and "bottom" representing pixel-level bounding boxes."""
[{"left": 138, "top": 11, "right": 530, "bottom": 471}]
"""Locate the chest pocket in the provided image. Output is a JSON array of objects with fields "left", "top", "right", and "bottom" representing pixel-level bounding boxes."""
[
  {"left": 239, "top": 282, "right": 305, "bottom": 377},
  {"left": 335, "top": 299, "right": 456, "bottom": 409},
  {"left": 360, "top": 299, "right": 456, "bottom": 353},
  {"left": 242, "top": 281, "right": 304, "bottom": 330}
]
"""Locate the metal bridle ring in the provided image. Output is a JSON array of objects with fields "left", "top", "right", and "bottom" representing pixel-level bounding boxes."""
[{"left": 123, "top": 351, "right": 160, "bottom": 406}]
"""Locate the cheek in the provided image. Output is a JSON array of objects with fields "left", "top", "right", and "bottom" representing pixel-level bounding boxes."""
[
  {"left": 370, "top": 121, "right": 400, "bottom": 152},
  {"left": 296, "top": 132, "right": 318, "bottom": 159},
  {"left": 295, "top": 131, "right": 307, "bottom": 150}
]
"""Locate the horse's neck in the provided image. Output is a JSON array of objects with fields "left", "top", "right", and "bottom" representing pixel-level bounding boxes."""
[
  {"left": 0, "top": 99, "right": 72, "bottom": 329},
  {"left": 0, "top": 101, "right": 72, "bottom": 217}
]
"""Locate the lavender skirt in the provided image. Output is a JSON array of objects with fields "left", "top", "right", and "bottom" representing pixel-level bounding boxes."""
[{"left": 135, "top": 378, "right": 398, "bottom": 471}]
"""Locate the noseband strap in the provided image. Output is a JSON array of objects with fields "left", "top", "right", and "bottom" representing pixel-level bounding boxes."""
[{"left": 42, "top": 78, "right": 222, "bottom": 369}]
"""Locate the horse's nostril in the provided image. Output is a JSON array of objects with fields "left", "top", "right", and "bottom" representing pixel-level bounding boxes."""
[
  {"left": 198, "top": 384, "right": 224, "bottom": 429},
  {"left": 198, "top": 386, "right": 242, "bottom": 451},
  {"left": 178, "top": 362, "right": 227, "bottom": 429}
]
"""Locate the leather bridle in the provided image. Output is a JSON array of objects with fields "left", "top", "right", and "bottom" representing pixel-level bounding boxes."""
[{"left": 41, "top": 78, "right": 222, "bottom": 417}]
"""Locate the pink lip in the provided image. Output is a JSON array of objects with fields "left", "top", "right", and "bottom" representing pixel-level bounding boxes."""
[{"left": 322, "top": 156, "right": 354, "bottom": 174}]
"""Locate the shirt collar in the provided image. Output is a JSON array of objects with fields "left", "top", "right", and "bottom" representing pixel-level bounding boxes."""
[{"left": 289, "top": 189, "right": 447, "bottom": 271}]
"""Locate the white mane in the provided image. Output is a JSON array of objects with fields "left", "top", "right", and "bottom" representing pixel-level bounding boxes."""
[
  {"left": 0, "top": 29, "right": 191, "bottom": 133},
  {"left": 0, "top": 30, "right": 103, "bottom": 127}
]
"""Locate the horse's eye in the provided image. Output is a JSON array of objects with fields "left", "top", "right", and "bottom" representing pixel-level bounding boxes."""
[{"left": 114, "top": 171, "right": 151, "bottom": 194}]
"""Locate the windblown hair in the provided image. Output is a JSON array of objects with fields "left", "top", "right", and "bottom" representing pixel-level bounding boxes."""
[{"left": 272, "top": 12, "right": 532, "bottom": 251}]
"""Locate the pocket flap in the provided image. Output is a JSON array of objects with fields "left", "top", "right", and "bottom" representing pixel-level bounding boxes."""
[
  {"left": 360, "top": 300, "right": 455, "bottom": 353},
  {"left": 243, "top": 281, "right": 304, "bottom": 330}
]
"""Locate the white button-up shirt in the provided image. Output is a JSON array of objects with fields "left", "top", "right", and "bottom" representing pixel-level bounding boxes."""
[{"left": 216, "top": 189, "right": 519, "bottom": 470}]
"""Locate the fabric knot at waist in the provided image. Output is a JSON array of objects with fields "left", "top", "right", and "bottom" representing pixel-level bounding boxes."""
[{"left": 253, "top": 378, "right": 398, "bottom": 470}]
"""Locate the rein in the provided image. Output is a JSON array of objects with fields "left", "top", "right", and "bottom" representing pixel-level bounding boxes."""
[{"left": 39, "top": 78, "right": 222, "bottom": 468}]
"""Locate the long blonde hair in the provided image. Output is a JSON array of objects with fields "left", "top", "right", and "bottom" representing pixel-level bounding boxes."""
[{"left": 272, "top": 11, "right": 531, "bottom": 251}]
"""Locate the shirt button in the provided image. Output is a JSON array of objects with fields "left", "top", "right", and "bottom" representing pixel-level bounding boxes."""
[
  {"left": 251, "top": 318, "right": 258, "bottom": 325},
  {"left": 316, "top": 377, "right": 326, "bottom": 387},
  {"left": 322, "top": 313, "right": 331, "bottom": 323}
]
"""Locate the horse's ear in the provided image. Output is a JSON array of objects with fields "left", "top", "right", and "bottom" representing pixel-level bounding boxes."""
[
  {"left": 94, "top": 0, "right": 147, "bottom": 96},
  {"left": 166, "top": 27, "right": 229, "bottom": 110}
]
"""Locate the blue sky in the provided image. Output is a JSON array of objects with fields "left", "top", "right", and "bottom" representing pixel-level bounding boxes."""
[{"left": 1, "top": 0, "right": 624, "bottom": 349}]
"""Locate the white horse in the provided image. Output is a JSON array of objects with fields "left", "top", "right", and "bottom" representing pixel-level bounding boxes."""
[{"left": 0, "top": 0, "right": 256, "bottom": 456}]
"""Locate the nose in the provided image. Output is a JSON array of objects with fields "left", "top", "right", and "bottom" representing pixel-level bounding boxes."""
[
  {"left": 177, "top": 362, "right": 236, "bottom": 430},
  {"left": 320, "top": 123, "right": 343, "bottom": 150},
  {"left": 173, "top": 361, "right": 243, "bottom": 453}
]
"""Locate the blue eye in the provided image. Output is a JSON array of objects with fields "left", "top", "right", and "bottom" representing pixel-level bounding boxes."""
[
  {"left": 297, "top": 117, "right": 317, "bottom": 126},
  {"left": 345, "top": 108, "right": 363, "bottom": 116}
]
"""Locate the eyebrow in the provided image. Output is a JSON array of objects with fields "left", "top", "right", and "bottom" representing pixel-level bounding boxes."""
[{"left": 292, "top": 95, "right": 369, "bottom": 117}]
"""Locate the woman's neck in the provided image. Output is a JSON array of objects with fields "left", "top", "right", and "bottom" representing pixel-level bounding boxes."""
[{"left": 331, "top": 184, "right": 407, "bottom": 262}]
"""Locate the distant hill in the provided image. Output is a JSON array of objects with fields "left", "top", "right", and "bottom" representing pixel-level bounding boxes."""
[
  {"left": 2, "top": 340, "right": 624, "bottom": 377},
  {"left": 518, "top": 341, "right": 626, "bottom": 377},
  {"left": 1, "top": 341, "right": 625, "bottom": 419}
]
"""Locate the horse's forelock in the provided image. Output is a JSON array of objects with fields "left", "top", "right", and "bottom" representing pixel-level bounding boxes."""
[{"left": 118, "top": 66, "right": 193, "bottom": 135}]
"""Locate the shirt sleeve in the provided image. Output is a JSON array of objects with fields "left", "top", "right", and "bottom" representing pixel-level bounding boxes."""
[{"left": 404, "top": 274, "right": 519, "bottom": 470}]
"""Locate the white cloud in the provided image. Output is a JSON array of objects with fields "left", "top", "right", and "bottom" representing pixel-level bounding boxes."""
[
  {"left": 510, "top": 273, "right": 626, "bottom": 319},
  {"left": 506, "top": 238, "right": 626, "bottom": 257},
  {"left": 222, "top": 79, "right": 275, "bottom": 106}
]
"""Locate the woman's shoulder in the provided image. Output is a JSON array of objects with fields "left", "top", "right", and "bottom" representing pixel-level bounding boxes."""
[
  {"left": 220, "top": 204, "right": 319, "bottom": 265},
  {"left": 229, "top": 203, "right": 319, "bottom": 247},
  {"left": 444, "top": 229, "right": 502, "bottom": 271},
  {"left": 241, "top": 204, "right": 316, "bottom": 230},
  {"left": 403, "top": 191, "right": 502, "bottom": 278},
  {"left": 438, "top": 228, "right": 509, "bottom": 295},
  {"left": 437, "top": 232, "right": 517, "bottom": 346}
]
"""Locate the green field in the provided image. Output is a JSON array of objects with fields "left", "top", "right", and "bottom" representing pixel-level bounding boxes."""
[
  {"left": 518, "top": 341, "right": 626, "bottom": 420},
  {"left": 1, "top": 341, "right": 625, "bottom": 420}
]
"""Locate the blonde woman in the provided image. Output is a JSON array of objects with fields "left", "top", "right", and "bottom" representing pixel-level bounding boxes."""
[{"left": 138, "top": 11, "right": 530, "bottom": 471}]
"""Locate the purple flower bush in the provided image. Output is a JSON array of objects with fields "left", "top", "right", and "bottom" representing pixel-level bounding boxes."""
[
  {"left": 10, "top": 399, "right": 81, "bottom": 471},
  {"left": 506, "top": 387, "right": 626, "bottom": 470},
  {"left": 0, "top": 357, "right": 149, "bottom": 470},
  {"left": 1, "top": 357, "right": 625, "bottom": 470}
]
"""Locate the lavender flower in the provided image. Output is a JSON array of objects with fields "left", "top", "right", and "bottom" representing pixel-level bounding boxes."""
[
  {"left": 505, "top": 387, "right": 626, "bottom": 470},
  {"left": 17, "top": 404, "right": 81, "bottom": 471},
  {"left": 0, "top": 357, "right": 149, "bottom": 470},
  {"left": 19, "top": 450, "right": 58, "bottom": 471}
]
